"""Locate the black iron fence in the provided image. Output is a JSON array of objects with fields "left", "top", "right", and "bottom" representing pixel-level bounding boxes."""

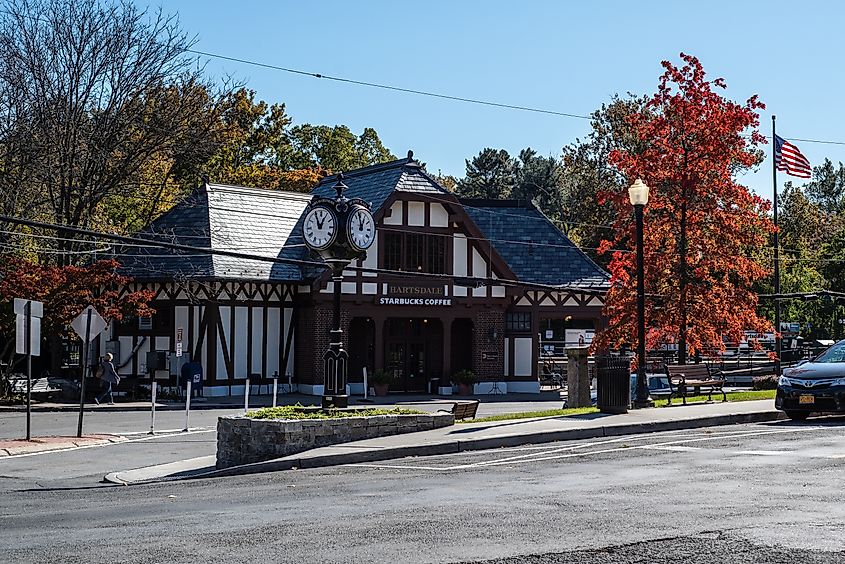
[{"left": 540, "top": 342, "right": 830, "bottom": 387}]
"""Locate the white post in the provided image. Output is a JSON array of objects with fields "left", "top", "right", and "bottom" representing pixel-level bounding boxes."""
[
  {"left": 287, "top": 372, "right": 292, "bottom": 394},
  {"left": 363, "top": 367, "right": 368, "bottom": 400},
  {"left": 272, "top": 378, "right": 278, "bottom": 408},
  {"left": 149, "top": 381, "right": 157, "bottom": 435},
  {"left": 244, "top": 377, "right": 250, "bottom": 413},
  {"left": 183, "top": 379, "right": 192, "bottom": 432}
]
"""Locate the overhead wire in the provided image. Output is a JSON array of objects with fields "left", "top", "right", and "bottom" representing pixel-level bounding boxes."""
[{"left": 0, "top": 214, "right": 611, "bottom": 295}]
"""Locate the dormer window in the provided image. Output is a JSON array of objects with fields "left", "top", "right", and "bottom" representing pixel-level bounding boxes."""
[{"left": 383, "top": 232, "right": 447, "bottom": 274}]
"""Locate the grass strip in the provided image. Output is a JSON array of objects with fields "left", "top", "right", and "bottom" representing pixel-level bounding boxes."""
[
  {"left": 458, "top": 406, "right": 599, "bottom": 424},
  {"left": 459, "top": 390, "right": 775, "bottom": 423},
  {"left": 653, "top": 389, "right": 775, "bottom": 407}
]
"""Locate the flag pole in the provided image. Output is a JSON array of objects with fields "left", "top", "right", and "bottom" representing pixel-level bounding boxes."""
[{"left": 772, "top": 115, "right": 782, "bottom": 377}]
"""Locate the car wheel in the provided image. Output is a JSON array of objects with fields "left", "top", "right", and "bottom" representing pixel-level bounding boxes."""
[{"left": 784, "top": 410, "right": 810, "bottom": 421}]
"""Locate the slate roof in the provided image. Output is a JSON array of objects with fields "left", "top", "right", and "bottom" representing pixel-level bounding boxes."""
[
  {"left": 119, "top": 156, "right": 608, "bottom": 290},
  {"left": 120, "top": 183, "right": 311, "bottom": 281},
  {"left": 460, "top": 199, "right": 610, "bottom": 289},
  {"left": 312, "top": 155, "right": 450, "bottom": 214}
]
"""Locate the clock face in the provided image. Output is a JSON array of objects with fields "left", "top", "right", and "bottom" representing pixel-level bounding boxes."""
[
  {"left": 348, "top": 207, "right": 376, "bottom": 251},
  {"left": 303, "top": 205, "right": 337, "bottom": 250}
]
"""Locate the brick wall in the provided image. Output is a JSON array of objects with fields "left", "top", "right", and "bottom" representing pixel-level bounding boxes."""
[
  {"left": 298, "top": 301, "right": 351, "bottom": 385},
  {"left": 473, "top": 309, "right": 505, "bottom": 380}
]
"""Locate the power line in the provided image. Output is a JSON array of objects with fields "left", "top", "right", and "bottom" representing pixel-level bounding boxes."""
[
  {"left": 186, "top": 49, "right": 592, "bottom": 120},
  {"left": 5, "top": 7, "right": 845, "bottom": 149},
  {"left": 0, "top": 214, "right": 610, "bottom": 295}
]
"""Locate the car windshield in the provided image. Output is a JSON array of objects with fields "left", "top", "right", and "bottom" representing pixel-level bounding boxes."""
[{"left": 814, "top": 342, "right": 845, "bottom": 363}]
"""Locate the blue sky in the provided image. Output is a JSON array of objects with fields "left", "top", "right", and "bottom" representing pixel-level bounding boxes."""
[{"left": 152, "top": 0, "right": 845, "bottom": 202}]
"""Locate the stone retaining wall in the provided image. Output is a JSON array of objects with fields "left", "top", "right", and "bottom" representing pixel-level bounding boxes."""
[{"left": 216, "top": 413, "right": 454, "bottom": 469}]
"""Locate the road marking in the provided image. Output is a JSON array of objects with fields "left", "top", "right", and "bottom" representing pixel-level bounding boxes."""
[
  {"left": 354, "top": 425, "right": 824, "bottom": 471},
  {"left": 734, "top": 450, "right": 792, "bottom": 456},
  {"left": 643, "top": 445, "right": 702, "bottom": 452},
  {"left": 0, "top": 428, "right": 214, "bottom": 460}
]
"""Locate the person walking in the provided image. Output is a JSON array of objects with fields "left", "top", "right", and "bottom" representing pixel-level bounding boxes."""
[{"left": 95, "top": 352, "right": 120, "bottom": 405}]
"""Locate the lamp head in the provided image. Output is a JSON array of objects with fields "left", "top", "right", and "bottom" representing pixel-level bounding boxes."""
[{"left": 628, "top": 178, "right": 649, "bottom": 206}]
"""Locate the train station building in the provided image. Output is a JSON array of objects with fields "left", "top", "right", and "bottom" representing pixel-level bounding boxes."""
[{"left": 116, "top": 153, "right": 609, "bottom": 396}]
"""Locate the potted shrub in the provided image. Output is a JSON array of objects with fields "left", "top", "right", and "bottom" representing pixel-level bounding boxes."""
[
  {"left": 370, "top": 369, "right": 393, "bottom": 397},
  {"left": 452, "top": 369, "right": 477, "bottom": 396}
]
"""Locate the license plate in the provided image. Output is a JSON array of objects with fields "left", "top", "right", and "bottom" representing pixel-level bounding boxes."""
[{"left": 799, "top": 395, "right": 815, "bottom": 405}]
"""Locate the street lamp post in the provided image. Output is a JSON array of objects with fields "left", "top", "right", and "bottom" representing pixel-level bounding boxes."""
[
  {"left": 629, "top": 178, "right": 653, "bottom": 409},
  {"left": 301, "top": 174, "right": 376, "bottom": 410}
]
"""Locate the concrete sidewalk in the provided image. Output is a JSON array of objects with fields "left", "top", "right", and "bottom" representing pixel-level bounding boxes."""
[
  {"left": 0, "top": 434, "right": 127, "bottom": 456},
  {"left": 0, "top": 391, "right": 562, "bottom": 413},
  {"left": 105, "top": 399, "right": 785, "bottom": 485}
]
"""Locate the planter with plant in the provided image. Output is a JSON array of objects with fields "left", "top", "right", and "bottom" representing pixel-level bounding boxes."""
[
  {"left": 370, "top": 369, "right": 393, "bottom": 396},
  {"left": 452, "top": 369, "right": 477, "bottom": 395}
]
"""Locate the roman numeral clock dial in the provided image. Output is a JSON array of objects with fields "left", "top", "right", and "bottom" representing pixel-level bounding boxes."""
[
  {"left": 303, "top": 205, "right": 337, "bottom": 250},
  {"left": 348, "top": 207, "right": 376, "bottom": 252}
]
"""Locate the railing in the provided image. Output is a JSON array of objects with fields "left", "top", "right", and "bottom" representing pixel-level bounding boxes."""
[{"left": 540, "top": 344, "right": 827, "bottom": 386}]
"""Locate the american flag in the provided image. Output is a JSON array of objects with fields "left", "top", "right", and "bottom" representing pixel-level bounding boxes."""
[{"left": 775, "top": 135, "right": 811, "bottom": 178}]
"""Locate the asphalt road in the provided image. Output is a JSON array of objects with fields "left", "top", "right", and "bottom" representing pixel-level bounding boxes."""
[{"left": 1, "top": 419, "right": 844, "bottom": 563}]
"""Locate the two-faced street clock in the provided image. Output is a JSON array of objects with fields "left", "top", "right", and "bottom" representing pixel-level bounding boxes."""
[
  {"left": 302, "top": 176, "right": 375, "bottom": 261},
  {"left": 302, "top": 205, "right": 337, "bottom": 250},
  {"left": 301, "top": 174, "right": 376, "bottom": 409},
  {"left": 347, "top": 206, "right": 376, "bottom": 252}
]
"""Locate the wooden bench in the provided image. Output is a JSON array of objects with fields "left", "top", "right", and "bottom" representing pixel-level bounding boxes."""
[
  {"left": 439, "top": 400, "right": 480, "bottom": 421},
  {"left": 664, "top": 364, "right": 726, "bottom": 405}
]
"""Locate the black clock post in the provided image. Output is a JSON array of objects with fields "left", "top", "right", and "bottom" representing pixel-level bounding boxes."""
[{"left": 302, "top": 174, "right": 376, "bottom": 409}]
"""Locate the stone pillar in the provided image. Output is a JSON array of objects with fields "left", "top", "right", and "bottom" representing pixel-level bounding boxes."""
[{"left": 566, "top": 346, "right": 591, "bottom": 407}]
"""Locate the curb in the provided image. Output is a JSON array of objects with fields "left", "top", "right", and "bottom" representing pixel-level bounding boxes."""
[
  {"left": 0, "top": 403, "right": 269, "bottom": 413},
  {"left": 104, "top": 409, "right": 786, "bottom": 485}
]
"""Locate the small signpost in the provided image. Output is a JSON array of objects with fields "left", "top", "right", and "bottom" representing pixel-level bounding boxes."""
[
  {"left": 70, "top": 305, "right": 107, "bottom": 438},
  {"left": 176, "top": 327, "right": 183, "bottom": 358},
  {"left": 15, "top": 298, "right": 42, "bottom": 441}
]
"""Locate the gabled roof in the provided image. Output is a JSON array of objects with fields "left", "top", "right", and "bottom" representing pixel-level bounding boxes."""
[
  {"left": 312, "top": 154, "right": 450, "bottom": 213},
  {"left": 120, "top": 183, "right": 311, "bottom": 281},
  {"left": 461, "top": 199, "right": 610, "bottom": 289}
]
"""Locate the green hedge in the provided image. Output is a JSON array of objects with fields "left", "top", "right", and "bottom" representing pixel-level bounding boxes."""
[{"left": 246, "top": 405, "right": 425, "bottom": 420}]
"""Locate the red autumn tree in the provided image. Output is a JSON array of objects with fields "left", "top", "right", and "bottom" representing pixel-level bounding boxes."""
[
  {"left": 0, "top": 258, "right": 155, "bottom": 380},
  {"left": 594, "top": 53, "right": 774, "bottom": 363}
]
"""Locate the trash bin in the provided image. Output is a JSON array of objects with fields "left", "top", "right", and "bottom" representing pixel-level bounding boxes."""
[
  {"left": 596, "top": 356, "right": 631, "bottom": 414},
  {"left": 428, "top": 377, "right": 440, "bottom": 395}
]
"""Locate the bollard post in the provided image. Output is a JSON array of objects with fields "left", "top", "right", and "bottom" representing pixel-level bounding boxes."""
[
  {"left": 272, "top": 376, "right": 278, "bottom": 408},
  {"left": 244, "top": 377, "right": 250, "bottom": 413},
  {"left": 183, "top": 379, "right": 192, "bottom": 432},
  {"left": 363, "top": 367, "right": 368, "bottom": 400},
  {"left": 149, "top": 380, "right": 157, "bottom": 435}
]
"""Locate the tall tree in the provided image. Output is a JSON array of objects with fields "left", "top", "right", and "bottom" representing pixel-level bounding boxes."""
[
  {"left": 0, "top": 0, "right": 229, "bottom": 259},
  {"left": 456, "top": 148, "right": 517, "bottom": 199},
  {"left": 558, "top": 96, "right": 648, "bottom": 262},
  {"left": 0, "top": 258, "right": 155, "bottom": 383},
  {"left": 596, "top": 53, "right": 773, "bottom": 363},
  {"left": 511, "top": 148, "right": 563, "bottom": 205},
  {"left": 804, "top": 159, "right": 845, "bottom": 215},
  {"left": 287, "top": 124, "right": 394, "bottom": 172}
]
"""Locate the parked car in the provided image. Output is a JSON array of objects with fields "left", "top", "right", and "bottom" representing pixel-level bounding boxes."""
[{"left": 776, "top": 340, "right": 845, "bottom": 420}]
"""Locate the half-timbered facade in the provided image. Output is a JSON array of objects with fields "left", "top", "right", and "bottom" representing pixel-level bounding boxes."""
[
  {"left": 116, "top": 184, "right": 308, "bottom": 396},
  {"left": 116, "top": 154, "right": 609, "bottom": 396}
]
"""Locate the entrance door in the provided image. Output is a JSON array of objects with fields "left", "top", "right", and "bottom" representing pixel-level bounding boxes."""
[
  {"left": 405, "top": 341, "right": 426, "bottom": 392},
  {"left": 386, "top": 341, "right": 406, "bottom": 388},
  {"left": 385, "top": 318, "right": 442, "bottom": 392}
]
